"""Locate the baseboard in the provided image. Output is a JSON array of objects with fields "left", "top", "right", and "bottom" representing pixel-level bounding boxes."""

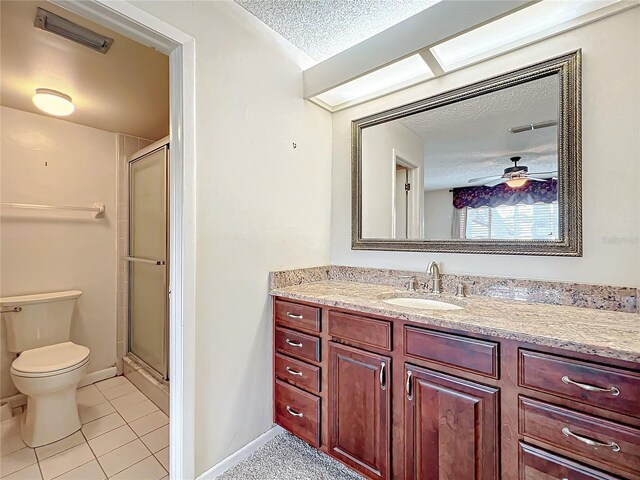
[
  {"left": 0, "top": 392, "right": 27, "bottom": 408},
  {"left": 197, "top": 425, "right": 285, "bottom": 479},
  {"left": 78, "top": 367, "right": 118, "bottom": 388}
]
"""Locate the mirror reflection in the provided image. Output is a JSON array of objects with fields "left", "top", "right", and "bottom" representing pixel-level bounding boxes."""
[{"left": 361, "top": 75, "right": 559, "bottom": 241}]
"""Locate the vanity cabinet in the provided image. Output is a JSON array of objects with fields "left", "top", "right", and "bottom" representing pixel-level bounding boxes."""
[
  {"left": 272, "top": 296, "right": 640, "bottom": 480},
  {"left": 328, "top": 342, "right": 391, "bottom": 479},
  {"left": 404, "top": 365, "right": 499, "bottom": 480}
]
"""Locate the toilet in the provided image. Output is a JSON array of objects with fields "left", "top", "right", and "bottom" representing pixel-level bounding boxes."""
[{"left": 1, "top": 290, "right": 90, "bottom": 447}]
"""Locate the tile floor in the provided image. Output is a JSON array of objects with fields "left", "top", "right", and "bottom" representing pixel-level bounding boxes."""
[{"left": 1, "top": 376, "right": 169, "bottom": 480}]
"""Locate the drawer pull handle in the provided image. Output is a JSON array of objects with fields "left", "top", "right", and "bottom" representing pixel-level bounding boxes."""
[
  {"left": 562, "top": 427, "right": 620, "bottom": 452},
  {"left": 561, "top": 376, "right": 620, "bottom": 396},
  {"left": 285, "top": 366, "right": 303, "bottom": 376},
  {"left": 406, "top": 370, "right": 413, "bottom": 401},
  {"left": 380, "top": 362, "right": 387, "bottom": 390},
  {"left": 286, "top": 405, "right": 304, "bottom": 418},
  {"left": 286, "top": 312, "right": 304, "bottom": 319},
  {"left": 285, "top": 339, "right": 303, "bottom": 348}
]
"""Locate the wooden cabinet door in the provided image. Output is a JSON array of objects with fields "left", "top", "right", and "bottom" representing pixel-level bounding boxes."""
[
  {"left": 404, "top": 364, "right": 499, "bottom": 480},
  {"left": 329, "top": 342, "right": 391, "bottom": 479}
]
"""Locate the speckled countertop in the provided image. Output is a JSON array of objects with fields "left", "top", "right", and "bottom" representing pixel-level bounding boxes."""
[{"left": 271, "top": 281, "right": 640, "bottom": 363}]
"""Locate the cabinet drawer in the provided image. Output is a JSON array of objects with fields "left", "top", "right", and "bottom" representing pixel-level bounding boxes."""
[
  {"left": 519, "top": 397, "right": 640, "bottom": 477},
  {"left": 519, "top": 442, "right": 621, "bottom": 480},
  {"left": 404, "top": 326, "right": 499, "bottom": 378},
  {"left": 275, "top": 380, "right": 320, "bottom": 447},
  {"left": 328, "top": 311, "right": 391, "bottom": 351},
  {"left": 275, "top": 327, "right": 320, "bottom": 363},
  {"left": 519, "top": 349, "right": 640, "bottom": 418},
  {"left": 275, "top": 353, "right": 321, "bottom": 393},
  {"left": 274, "top": 299, "right": 321, "bottom": 333}
]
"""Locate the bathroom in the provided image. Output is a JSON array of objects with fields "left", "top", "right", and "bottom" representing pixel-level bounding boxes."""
[
  {"left": 1, "top": 1, "right": 639, "bottom": 480},
  {"left": 1, "top": 2, "right": 171, "bottom": 478}
]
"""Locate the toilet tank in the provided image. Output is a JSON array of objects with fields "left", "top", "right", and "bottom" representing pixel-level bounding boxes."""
[{"left": 1, "top": 290, "right": 82, "bottom": 353}]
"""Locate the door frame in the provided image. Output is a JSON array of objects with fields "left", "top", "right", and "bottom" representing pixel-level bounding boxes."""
[
  {"left": 51, "top": 2, "right": 196, "bottom": 478},
  {"left": 391, "top": 149, "right": 424, "bottom": 239}
]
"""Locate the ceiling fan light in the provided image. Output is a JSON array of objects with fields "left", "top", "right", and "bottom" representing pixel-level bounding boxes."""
[
  {"left": 506, "top": 178, "right": 528, "bottom": 188},
  {"left": 32, "top": 88, "right": 74, "bottom": 116}
]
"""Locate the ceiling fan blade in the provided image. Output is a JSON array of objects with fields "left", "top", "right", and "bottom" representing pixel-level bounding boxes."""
[
  {"left": 468, "top": 175, "right": 502, "bottom": 184},
  {"left": 485, "top": 177, "right": 508, "bottom": 187},
  {"left": 528, "top": 171, "right": 558, "bottom": 178},
  {"left": 527, "top": 177, "right": 548, "bottom": 182}
]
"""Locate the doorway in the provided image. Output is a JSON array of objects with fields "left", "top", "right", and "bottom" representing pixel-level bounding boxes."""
[{"left": 53, "top": 2, "right": 197, "bottom": 478}]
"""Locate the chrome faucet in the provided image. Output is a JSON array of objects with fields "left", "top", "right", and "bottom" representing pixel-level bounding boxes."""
[{"left": 426, "top": 261, "right": 441, "bottom": 294}]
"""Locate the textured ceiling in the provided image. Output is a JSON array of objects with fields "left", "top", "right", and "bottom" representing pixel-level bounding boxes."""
[
  {"left": 235, "top": 0, "right": 441, "bottom": 61},
  {"left": 396, "top": 75, "right": 559, "bottom": 190},
  {"left": 1, "top": 1, "right": 169, "bottom": 140}
]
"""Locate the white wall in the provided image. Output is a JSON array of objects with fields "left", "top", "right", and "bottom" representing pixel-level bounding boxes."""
[
  {"left": 424, "top": 189, "right": 454, "bottom": 239},
  {"left": 331, "top": 9, "right": 640, "bottom": 287},
  {"left": 361, "top": 121, "right": 424, "bottom": 237},
  {"left": 0, "top": 106, "right": 117, "bottom": 397},
  {"left": 130, "top": 1, "right": 333, "bottom": 475}
]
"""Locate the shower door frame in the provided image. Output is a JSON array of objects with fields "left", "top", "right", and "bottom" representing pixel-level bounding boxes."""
[
  {"left": 127, "top": 143, "right": 170, "bottom": 382},
  {"left": 51, "top": 2, "right": 197, "bottom": 478}
]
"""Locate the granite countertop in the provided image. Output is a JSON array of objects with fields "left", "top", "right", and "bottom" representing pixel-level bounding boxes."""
[{"left": 271, "top": 281, "right": 640, "bottom": 363}]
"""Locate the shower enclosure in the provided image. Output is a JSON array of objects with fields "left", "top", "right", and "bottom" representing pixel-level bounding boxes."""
[{"left": 126, "top": 141, "right": 169, "bottom": 381}]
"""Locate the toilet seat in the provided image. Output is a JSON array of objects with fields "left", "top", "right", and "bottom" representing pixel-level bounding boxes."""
[{"left": 11, "top": 342, "right": 90, "bottom": 378}]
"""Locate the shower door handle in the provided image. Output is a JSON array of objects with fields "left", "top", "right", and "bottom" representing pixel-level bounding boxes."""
[{"left": 124, "top": 256, "right": 166, "bottom": 266}]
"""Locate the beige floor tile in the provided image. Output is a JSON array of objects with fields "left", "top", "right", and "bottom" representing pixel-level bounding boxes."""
[
  {"left": 1, "top": 431, "right": 27, "bottom": 457},
  {"left": 1, "top": 417, "right": 26, "bottom": 457},
  {"left": 1, "top": 463, "right": 42, "bottom": 480},
  {"left": 87, "top": 425, "right": 136, "bottom": 457},
  {"left": 0, "top": 447, "right": 37, "bottom": 477},
  {"left": 128, "top": 412, "right": 168, "bottom": 437},
  {"left": 139, "top": 425, "right": 168, "bottom": 454},
  {"left": 101, "top": 383, "right": 138, "bottom": 401},
  {"left": 55, "top": 459, "right": 105, "bottom": 480},
  {"left": 38, "top": 443, "right": 94, "bottom": 480},
  {"left": 109, "top": 391, "right": 147, "bottom": 412},
  {"left": 154, "top": 447, "right": 169, "bottom": 472},
  {"left": 79, "top": 402, "right": 116, "bottom": 425},
  {"left": 35, "top": 431, "right": 85, "bottom": 461},
  {"left": 81, "top": 413, "right": 126, "bottom": 440},
  {"left": 94, "top": 377, "right": 130, "bottom": 393},
  {"left": 96, "top": 439, "right": 150, "bottom": 477},
  {"left": 109, "top": 456, "right": 167, "bottom": 480},
  {"left": 117, "top": 400, "right": 158, "bottom": 423},
  {"left": 77, "top": 385, "right": 107, "bottom": 408}
]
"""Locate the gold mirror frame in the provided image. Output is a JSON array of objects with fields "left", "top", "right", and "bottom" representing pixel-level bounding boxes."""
[{"left": 352, "top": 51, "right": 582, "bottom": 256}]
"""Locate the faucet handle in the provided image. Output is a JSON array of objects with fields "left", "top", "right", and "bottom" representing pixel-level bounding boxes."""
[{"left": 399, "top": 275, "right": 418, "bottom": 292}]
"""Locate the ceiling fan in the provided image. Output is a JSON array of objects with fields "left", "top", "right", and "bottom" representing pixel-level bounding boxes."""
[{"left": 467, "top": 156, "right": 557, "bottom": 188}]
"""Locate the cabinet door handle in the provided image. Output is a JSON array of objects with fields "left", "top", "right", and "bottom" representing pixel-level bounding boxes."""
[
  {"left": 562, "top": 427, "right": 620, "bottom": 452},
  {"left": 406, "top": 370, "right": 413, "bottom": 400},
  {"left": 380, "top": 362, "right": 387, "bottom": 390},
  {"left": 561, "top": 376, "right": 620, "bottom": 396},
  {"left": 286, "top": 405, "right": 303, "bottom": 417},
  {"left": 285, "top": 366, "right": 303, "bottom": 376},
  {"left": 286, "top": 312, "right": 303, "bottom": 319},
  {"left": 285, "top": 339, "right": 303, "bottom": 348}
]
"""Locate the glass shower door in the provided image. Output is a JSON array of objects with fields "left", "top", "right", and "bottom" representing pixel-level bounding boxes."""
[{"left": 127, "top": 145, "right": 168, "bottom": 379}]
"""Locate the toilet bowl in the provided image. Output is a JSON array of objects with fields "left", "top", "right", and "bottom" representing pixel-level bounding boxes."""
[{"left": 10, "top": 342, "right": 90, "bottom": 447}]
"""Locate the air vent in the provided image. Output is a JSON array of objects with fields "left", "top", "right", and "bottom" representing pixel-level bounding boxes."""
[{"left": 34, "top": 8, "right": 113, "bottom": 54}]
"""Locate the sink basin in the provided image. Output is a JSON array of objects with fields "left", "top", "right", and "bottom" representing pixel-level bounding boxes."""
[{"left": 382, "top": 297, "right": 463, "bottom": 310}]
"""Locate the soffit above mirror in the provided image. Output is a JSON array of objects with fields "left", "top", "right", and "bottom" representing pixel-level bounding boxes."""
[{"left": 234, "top": 0, "right": 442, "bottom": 62}]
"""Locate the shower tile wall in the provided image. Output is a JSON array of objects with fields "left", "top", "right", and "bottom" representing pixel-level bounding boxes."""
[{"left": 116, "top": 134, "right": 153, "bottom": 374}]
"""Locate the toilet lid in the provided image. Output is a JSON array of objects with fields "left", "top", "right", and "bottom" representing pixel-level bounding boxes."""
[{"left": 12, "top": 342, "right": 90, "bottom": 375}]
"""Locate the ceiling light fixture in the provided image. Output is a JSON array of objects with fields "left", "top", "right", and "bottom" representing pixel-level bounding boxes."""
[
  {"left": 32, "top": 88, "right": 75, "bottom": 116},
  {"left": 505, "top": 178, "right": 528, "bottom": 188}
]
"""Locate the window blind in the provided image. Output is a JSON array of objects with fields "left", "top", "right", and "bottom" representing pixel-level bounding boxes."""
[{"left": 462, "top": 202, "right": 558, "bottom": 240}]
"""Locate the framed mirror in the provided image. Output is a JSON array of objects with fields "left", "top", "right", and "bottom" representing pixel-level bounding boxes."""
[{"left": 352, "top": 51, "right": 582, "bottom": 256}]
